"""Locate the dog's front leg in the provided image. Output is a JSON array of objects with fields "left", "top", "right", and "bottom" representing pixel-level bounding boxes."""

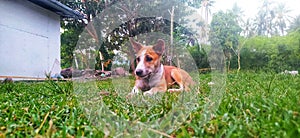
[
  {"left": 130, "top": 86, "right": 140, "bottom": 94},
  {"left": 144, "top": 80, "right": 168, "bottom": 95},
  {"left": 143, "top": 85, "right": 167, "bottom": 95},
  {"left": 127, "top": 86, "right": 140, "bottom": 98},
  {"left": 143, "top": 88, "right": 158, "bottom": 95}
]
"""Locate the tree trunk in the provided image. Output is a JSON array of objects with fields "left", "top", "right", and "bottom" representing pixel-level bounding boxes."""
[
  {"left": 168, "top": 6, "right": 174, "bottom": 66},
  {"left": 227, "top": 59, "right": 230, "bottom": 72},
  {"left": 237, "top": 39, "right": 247, "bottom": 72},
  {"left": 237, "top": 50, "right": 241, "bottom": 72},
  {"left": 99, "top": 51, "right": 104, "bottom": 72}
]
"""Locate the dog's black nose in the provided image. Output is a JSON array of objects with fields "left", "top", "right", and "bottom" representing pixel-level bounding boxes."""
[{"left": 135, "top": 69, "right": 143, "bottom": 76}]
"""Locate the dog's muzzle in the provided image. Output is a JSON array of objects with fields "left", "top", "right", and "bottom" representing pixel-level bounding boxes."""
[{"left": 135, "top": 69, "right": 151, "bottom": 78}]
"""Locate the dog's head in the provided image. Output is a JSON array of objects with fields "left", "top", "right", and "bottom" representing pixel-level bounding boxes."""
[{"left": 129, "top": 38, "right": 165, "bottom": 78}]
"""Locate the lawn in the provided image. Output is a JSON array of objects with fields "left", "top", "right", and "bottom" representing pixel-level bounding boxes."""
[{"left": 0, "top": 71, "right": 299, "bottom": 137}]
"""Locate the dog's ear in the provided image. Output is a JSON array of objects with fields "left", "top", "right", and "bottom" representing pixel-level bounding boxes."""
[
  {"left": 129, "top": 37, "right": 143, "bottom": 53},
  {"left": 153, "top": 39, "right": 165, "bottom": 56}
]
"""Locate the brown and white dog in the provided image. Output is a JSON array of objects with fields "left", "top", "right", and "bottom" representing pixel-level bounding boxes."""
[{"left": 128, "top": 38, "right": 195, "bottom": 96}]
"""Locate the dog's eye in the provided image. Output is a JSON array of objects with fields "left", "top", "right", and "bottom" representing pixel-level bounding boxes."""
[
  {"left": 145, "top": 55, "right": 153, "bottom": 62},
  {"left": 136, "top": 57, "right": 140, "bottom": 62}
]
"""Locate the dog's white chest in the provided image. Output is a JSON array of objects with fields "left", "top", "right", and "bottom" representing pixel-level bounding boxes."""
[{"left": 148, "top": 65, "right": 164, "bottom": 87}]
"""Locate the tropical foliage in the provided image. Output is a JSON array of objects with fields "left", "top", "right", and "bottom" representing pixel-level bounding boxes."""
[
  {"left": 206, "top": 0, "right": 300, "bottom": 72},
  {"left": 59, "top": 0, "right": 206, "bottom": 70},
  {"left": 59, "top": 0, "right": 300, "bottom": 73}
]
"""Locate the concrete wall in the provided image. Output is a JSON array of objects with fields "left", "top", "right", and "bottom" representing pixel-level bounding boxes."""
[{"left": 0, "top": 0, "right": 61, "bottom": 78}]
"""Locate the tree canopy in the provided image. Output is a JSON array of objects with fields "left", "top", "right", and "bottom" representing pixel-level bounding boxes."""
[{"left": 59, "top": 0, "right": 300, "bottom": 72}]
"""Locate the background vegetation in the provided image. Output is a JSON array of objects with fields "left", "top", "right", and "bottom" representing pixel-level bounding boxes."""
[{"left": 59, "top": 0, "right": 300, "bottom": 73}]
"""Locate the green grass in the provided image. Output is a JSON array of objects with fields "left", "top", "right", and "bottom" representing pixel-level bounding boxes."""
[{"left": 0, "top": 71, "right": 300, "bottom": 137}]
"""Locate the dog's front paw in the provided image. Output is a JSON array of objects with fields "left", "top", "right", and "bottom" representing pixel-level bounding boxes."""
[
  {"left": 126, "top": 92, "right": 135, "bottom": 99},
  {"left": 127, "top": 86, "right": 140, "bottom": 98},
  {"left": 143, "top": 91, "right": 153, "bottom": 96},
  {"left": 143, "top": 89, "right": 158, "bottom": 95},
  {"left": 131, "top": 86, "right": 140, "bottom": 94}
]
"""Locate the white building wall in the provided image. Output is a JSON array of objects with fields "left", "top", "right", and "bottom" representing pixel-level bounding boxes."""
[{"left": 0, "top": 0, "right": 61, "bottom": 78}]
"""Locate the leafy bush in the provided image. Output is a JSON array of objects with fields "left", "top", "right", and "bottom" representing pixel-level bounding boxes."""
[{"left": 230, "top": 31, "right": 300, "bottom": 72}]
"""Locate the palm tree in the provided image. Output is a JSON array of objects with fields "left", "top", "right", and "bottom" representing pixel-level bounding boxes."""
[
  {"left": 199, "top": 0, "right": 214, "bottom": 44},
  {"left": 254, "top": 0, "right": 276, "bottom": 36},
  {"left": 200, "top": 0, "right": 215, "bottom": 23},
  {"left": 242, "top": 18, "right": 255, "bottom": 37},
  {"left": 274, "top": 3, "right": 292, "bottom": 36},
  {"left": 231, "top": 2, "right": 244, "bottom": 23},
  {"left": 288, "top": 15, "right": 300, "bottom": 32},
  {"left": 231, "top": 2, "right": 245, "bottom": 35}
]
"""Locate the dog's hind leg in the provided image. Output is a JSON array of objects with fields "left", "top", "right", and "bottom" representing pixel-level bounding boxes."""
[{"left": 168, "top": 69, "right": 184, "bottom": 92}]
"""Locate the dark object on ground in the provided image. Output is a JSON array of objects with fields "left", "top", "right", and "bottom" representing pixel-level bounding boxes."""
[
  {"left": 95, "top": 70, "right": 111, "bottom": 78},
  {"left": 2, "top": 77, "right": 13, "bottom": 83},
  {"left": 61, "top": 68, "right": 72, "bottom": 78},
  {"left": 61, "top": 68, "right": 83, "bottom": 78},
  {"left": 82, "top": 69, "right": 95, "bottom": 78}
]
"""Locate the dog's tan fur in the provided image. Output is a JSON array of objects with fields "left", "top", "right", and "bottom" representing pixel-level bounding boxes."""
[{"left": 129, "top": 38, "right": 195, "bottom": 95}]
